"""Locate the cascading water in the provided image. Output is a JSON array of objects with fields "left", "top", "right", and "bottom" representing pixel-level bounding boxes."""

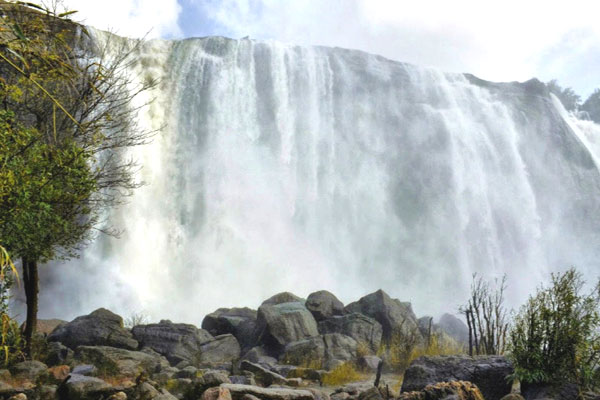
[{"left": 37, "top": 35, "right": 600, "bottom": 324}]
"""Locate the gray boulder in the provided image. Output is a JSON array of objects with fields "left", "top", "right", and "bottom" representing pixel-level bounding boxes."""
[
  {"left": 63, "top": 374, "right": 113, "bottom": 400},
  {"left": 241, "top": 346, "right": 278, "bottom": 367},
  {"left": 344, "top": 290, "right": 420, "bottom": 342},
  {"left": 357, "top": 355, "right": 382, "bottom": 372},
  {"left": 437, "top": 313, "right": 469, "bottom": 344},
  {"left": 281, "top": 334, "right": 357, "bottom": 367},
  {"left": 318, "top": 313, "right": 382, "bottom": 352},
  {"left": 202, "top": 308, "right": 257, "bottom": 350},
  {"left": 322, "top": 334, "right": 357, "bottom": 363},
  {"left": 10, "top": 361, "right": 48, "bottom": 381},
  {"left": 46, "top": 342, "right": 74, "bottom": 366},
  {"left": 305, "top": 291, "right": 344, "bottom": 321},
  {"left": 196, "top": 334, "right": 241, "bottom": 366},
  {"left": 48, "top": 308, "right": 138, "bottom": 350},
  {"left": 132, "top": 320, "right": 214, "bottom": 365},
  {"left": 255, "top": 302, "right": 319, "bottom": 351},
  {"left": 262, "top": 292, "right": 304, "bottom": 306},
  {"left": 401, "top": 355, "right": 514, "bottom": 400},
  {"left": 221, "top": 384, "right": 314, "bottom": 400},
  {"left": 239, "top": 360, "right": 288, "bottom": 387},
  {"left": 74, "top": 346, "right": 169, "bottom": 378}
]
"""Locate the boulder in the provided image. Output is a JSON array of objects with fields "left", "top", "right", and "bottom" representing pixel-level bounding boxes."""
[
  {"left": 241, "top": 346, "right": 278, "bottom": 366},
  {"left": 305, "top": 291, "right": 344, "bottom": 321},
  {"left": 401, "top": 355, "right": 513, "bottom": 400},
  {"left": 281, "top": 336, "right": 325, "bottom": 366},
  {"left": 357, "top": 355, "right": 381, "bottom": 372},
  {"left": 72, "top": 365, "right": 97, "bottom": 376},
  {"left": 10, "top": 360, "right": 48, "bottom": 382},
  {"left": 202, "top": 308, "right": 257, "bottom": 350},
  {"left": 46, "top": 342, "right": 74, "bottom": 366},
  {"left": 74, "top": 346, "right": 169, "bottom": 378},
  {"left": 322, "top": 334, "right": 357, "bottom": 363},
  {"left": 344, "top": 290, "right": 420, "bottom": 342},
  {"left": 132, "top": 381, "right": 159, "bottom": 400},
  {"left": 437, "top": 314, "right": 469, "bottom": 345},
  {"left": 196, "top": 334, "right": 241, "bottom": 366},
  {"left": 358, "top": 387, "right": 383, "bottom": 400},
  {"left": 132, "top": 320, "right": 214, "bottom": 365},
  {"left": 47, "top": 365, "right": 70, "bottom": 382},
  {"left": 202, "top": 387, "right": 233, "bottom": 400},
  {"left": 221, "top": 383, "right": 314, "bottom": 400},
  {"left": 239, "top": 361, "right": 288, "bottom": 387},
  {"left": 398, "top": 381, "right": 484, "bottom": 400},
  {"left": 318, "top": 313, "right": 382, "bottom": 353},
  {"left": 521, "top": 382, "right": 581, "bottom": 400},
  {"left": 417, "top": 317, "right": 434, "bottom": 338},
  {"left": 62, "top": 374, "right": 113, "bottom": 400},
  {"left": 21, "top": 319, "right": 67, "bottom": 336},
  {"left": 48, "top": 308, "right": 138, "bottom": 350},
  {"left": 255, "top": 302, "right": 319, "bottom": 351},
  {"left": 200, "top": 370, "right": 231, "bottom": 387},
  {"left": 262, "top": 293, "right": 305, "bottom": 306},
  {"left": 108, "top": 392, "right": 127, "bottom": 400}
]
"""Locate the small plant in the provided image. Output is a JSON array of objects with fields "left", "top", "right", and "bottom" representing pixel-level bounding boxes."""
[
  {"left": 378, "top": 326, "right": 421, "bottom": 372},
  {"left": 124, "top": 311, "right": 150, "bottom": 328},
  {"left": 508, "top": 268, "right": 600, "bottom": 391},
  {"left": 322, "top": 362, "right": 363, "bottom": 386}
]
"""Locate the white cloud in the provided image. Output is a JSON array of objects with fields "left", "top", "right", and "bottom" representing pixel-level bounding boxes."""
[
  {"left": 60, "top": 0, "right": 182, "bottom": 38},
  {"left": 196, "top": 0, "right": 600, "bottom": 95}
]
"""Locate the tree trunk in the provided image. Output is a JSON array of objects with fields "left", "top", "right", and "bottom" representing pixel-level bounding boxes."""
[{"left": 22, "top": 257, "right": 38, "bottom": 358}]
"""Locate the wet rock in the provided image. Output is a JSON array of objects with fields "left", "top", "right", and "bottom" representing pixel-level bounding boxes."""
[
  {"left": 318, "top": 313, "right": 382, "bottom": 353},
  {"left": 221, "top": 383, "right": 314, "bottom": 400},
  {"left": 401, "top": 355, "right": 513, "bottom": 400},
  {"left": 262, "top": 293, "right": 305, "bottom": 306},
  {"left": 306, "top": 291, "right": 344, "bottom": 321},
  {"left": 48, "top": 308, "right": 138, "bottom": 350},
  {"left": 202, "top": 308, "right": 257, "bottom": 350},
  {"left": 132, "top": 320, "right": 214, "bottom": 365},
  {"left": 74, "top": 346, "right": 169, "bottom": 378},
  {"left": 344, "top": 290, "right": 420, "bottom": 342},
  {"left": 255, "top": 302, "right": 319, "bottom": 351}
]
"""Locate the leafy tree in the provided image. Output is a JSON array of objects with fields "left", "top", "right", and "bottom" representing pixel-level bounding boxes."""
[
  {"left": 508, "top": 269, "right": 600, "bottom": 391},
  {"left": 581, "top": 89, "right": 600, "bottom": 124},
  {"left": 546, "top": 80, "right": 581, "bottom": 111},
  {"left": 0, "top": 2, "right": 153, "bottom": 355},
  {"left": 0, "top": 245, "right": 24, "bottom": 366}
]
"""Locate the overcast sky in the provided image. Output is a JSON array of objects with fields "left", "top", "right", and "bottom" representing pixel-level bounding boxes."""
[{"left": 61, "top": 0, "right": 600, "bottom": 98}]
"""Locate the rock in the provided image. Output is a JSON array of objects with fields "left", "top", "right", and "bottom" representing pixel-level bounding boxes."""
[
  {"left": 63, "top": 374, "right": 113, "bottom": 400},
  {"left": 196, "top": 334, "right": 241, "bottom": 366},
  {"left": 262, "top": 293, "right": 305, "bottom": 306},
  {"left": 202, "top": 387, "right": 233, "bottom": 400},
  {"left": 72, "top": 365, "right": 97, "bottom": 376},
  {"left": 330, "top": 393, "right": 350, "bottom": 400},
  {"left": 21, "top": 319, "right": 67, "bottom": 336},
  {"left": 437, "top": 314, "right": 469, "bottom": 344},
  {"left": 132, "top": 320, "right": 214, "bottom": 365},
  {"left": 74, "top": 346, "right": 169, "bottom": 378},
  {"left": 221, "top": 383, "right": 314, "bottom": 400},
  {"left": 318, "top": 313, "right": 382, "bottom": 353},
  {"left": 323, "top": 334, "right": 357, "bottom": 363},
  {"left": 200, "top": 370, "right": 232, "bottom": 387},
  {"left": 281, "top": 336, "right": 325, "bottom": 366},
  {"left": 306, "top": 291, "right": 344, "bottom": 321},
  {"left": 305, "top": 388, "right": 330, "bottom": 400},
  {"left": 108, "top": 392, "right": 128, "bottom": 400},
  {"left": 500, "top": 395, "right": 525, "bottom": 400},
  {"left": 358, "top": 387, "right": 383, "bottom": 400},
  {"left": 398, "top": 381, "right": 484, "bottom": 400},
  {"left": 357, "top": 356, "right": 381, "bottom": 372},
  {"left": 46, "top": 342, "right": 74, "bottom": 366},
  {"left": 10, "top": 360, "right": 48, "bottom": 381},
  {"left": 239, "top": 360, "right": 288, "bottom": 387},
  {"left": 37, "top": 384, "right": 58, "bottom": 400},
  {"left": 417, "top": 317, "right": 434, "bottom": 338},
  {"left": 164, "top": 378, "right": 193, "bottom": 399},
  {"left": 202, "top": 308, "right": 257, "bottom": 350},
  {"left": 229, "top": 375, "right": 255, "bottom": 385},
  {"left": 155, "top": 390, "right": 179, "bottom": 400},
  {"left": 401, "top": 355, "right": 513, "bottom": 400},
  {"left": 255, "top": 302, "right": 319, "bottom": 351},
  {"left": 48, "top": 308, "right": 138, "bottom": 350},
  {"left": 174, "top": 365, "right": 198, "bottom": 379},
  {"left": 47, "top": 365, "right": 70, "bottom": 382},
  {"left": 286, "top": 367, "right": 325, "bottom": 381},
  {"left": 344, "top": 290, "right": 420, "bottom": 342},
  {"left": 241, "top": 395, "right": 261, "bottom": 400},
  {"left": 8, "top": 393, "right": 27, "bottom": 400},
  {"left": 152, "top": 366, "right": 179, "bottom": 385},
  {"left": 132, "top": 381, "right": 159, "bottom": 400},
  {"left": 241, "top": 346, "right": 278, "bottom": 366},
  {"left": 521, "top": 382, "right": 580, "bottom": 400}
]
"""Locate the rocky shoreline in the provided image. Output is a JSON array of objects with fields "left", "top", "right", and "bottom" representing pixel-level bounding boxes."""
[{"left": 0, "top": 289, "right": 574, "bottom": 400}]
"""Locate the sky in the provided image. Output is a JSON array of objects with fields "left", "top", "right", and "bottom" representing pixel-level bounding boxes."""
[{"left": 58, "top": 0, "right": 600, "bottom": 99}]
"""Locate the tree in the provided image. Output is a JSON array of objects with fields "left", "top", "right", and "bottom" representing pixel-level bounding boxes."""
[
  {"left": 546, "top": 80, "right": 581, "bottom": 112},
  {"left": 460, "top": 274, "right": 509, "bottom": 355},
  {"left": 508, "top": 269, "right": 600, "bottom": 392},
  {"left": 0, "top": 1, "right": 154, "bottom": 355},
  {"left": 581, "top": 89, "right": 600, "bottom": 124}
]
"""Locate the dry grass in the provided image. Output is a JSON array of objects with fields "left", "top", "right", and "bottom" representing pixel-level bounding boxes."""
[{"left": 322, "top": 362, "right": 364, "bottom": 386}]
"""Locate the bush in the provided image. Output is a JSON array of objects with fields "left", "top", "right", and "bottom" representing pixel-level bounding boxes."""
[
  {"left": 322, "top": 362, "right": 363, "bottom": 386},
  {"left": 0, "top": 246, "right": 24, "bottom": 367},
  {"left": 508, "top": 268, "right": 600, "bottom": 391}
]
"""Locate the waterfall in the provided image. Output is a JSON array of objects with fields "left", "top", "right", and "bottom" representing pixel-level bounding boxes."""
[{"left": 37, "top": 35, "right": 600, "bottom": 324}]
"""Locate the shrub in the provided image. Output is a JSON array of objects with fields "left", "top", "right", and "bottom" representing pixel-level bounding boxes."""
[
  {"left": 0, "top": 246, "right": 23, "bottom": 366},
  {"left": 322, "top": 362, "right": 363, "bottom": 386},
  {"left": 508, "top": 268, "right": 600, "bottom": 391}
]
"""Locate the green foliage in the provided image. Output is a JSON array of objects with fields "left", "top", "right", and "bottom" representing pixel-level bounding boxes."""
[
  {"left": 546, "top": 80, "right": 581, "bottom": 111},
  {"left": 582, "top": 88, "right": 600, "bottom": 123},
  {"left": 508, "top": 268, "right": 600, "bottom": 391},
  {"left": 0, "top": 246, "right": 23, "bottom": 367},
  {"left": 0, "top": 110, "right": 97, "bottom": 262}
]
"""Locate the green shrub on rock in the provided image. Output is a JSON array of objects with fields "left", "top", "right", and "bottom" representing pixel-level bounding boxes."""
[{"left": 508, "top": 268, "right": 600, "bottom": 391}]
